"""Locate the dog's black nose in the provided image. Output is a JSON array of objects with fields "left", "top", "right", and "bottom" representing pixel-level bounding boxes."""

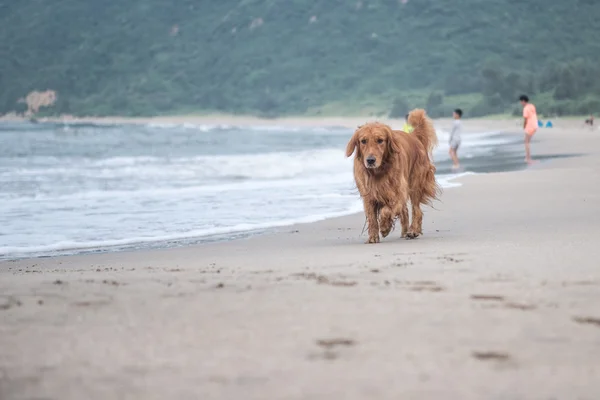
[{"left": 366, "top": 156, "right": 376, "bottom": 165}]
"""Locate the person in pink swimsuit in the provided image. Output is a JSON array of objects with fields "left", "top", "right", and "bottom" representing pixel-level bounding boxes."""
[{"left": 520, "top": 95, "right": 538, "bottom": 164}]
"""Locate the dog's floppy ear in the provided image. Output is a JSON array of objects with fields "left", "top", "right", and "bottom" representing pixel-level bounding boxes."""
[
  {"left": 345, "top": 129, "right": 360, "bottom": 157},
  {"left": 386, "top": 126, "right": 402, "bottom": 154}
]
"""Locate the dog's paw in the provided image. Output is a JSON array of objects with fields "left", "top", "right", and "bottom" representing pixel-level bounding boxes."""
[
  {"left": 405, "top": 231, "right": 420, "bottom": 239},
  {"left": 366, "top": 235, "right": 380, "bottom": 244},
  {"left": 380, "top": 223, "right": 393, "bottom": 238}
]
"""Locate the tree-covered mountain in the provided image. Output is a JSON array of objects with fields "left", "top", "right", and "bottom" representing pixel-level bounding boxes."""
[{"left": 1, "top": 0, "right": 599, "bottom": 117}]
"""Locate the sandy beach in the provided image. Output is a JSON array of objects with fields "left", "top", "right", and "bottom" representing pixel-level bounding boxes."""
[{"left": 1, "top": 119, "right": 600, "bottom": 399}]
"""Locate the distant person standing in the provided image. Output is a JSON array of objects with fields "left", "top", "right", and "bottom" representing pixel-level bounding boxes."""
[
  {"left": 402, "top": 114, "right": 414, "bottom": 133},
  {"left": 448, "top": 109, "right": 462, "bottom": 170},
  {"left": 585, "top": 114, "right": 594, "bottom": 130},
  {"left": 519, "top": 95, "right": 538, "bottom": 164}
]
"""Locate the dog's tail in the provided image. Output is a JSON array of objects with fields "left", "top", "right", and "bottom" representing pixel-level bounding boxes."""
[{"left": 408, "top": 108, "right": 438, "bottom": 159}]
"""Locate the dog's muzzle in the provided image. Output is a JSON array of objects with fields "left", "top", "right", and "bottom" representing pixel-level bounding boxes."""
[{"left": 366, "top": 156, "right": 377, "bottom": 168}]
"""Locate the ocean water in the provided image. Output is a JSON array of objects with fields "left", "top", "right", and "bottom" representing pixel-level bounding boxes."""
[{"left": 0, "top": 121, "right": 518, "bottom": 259}]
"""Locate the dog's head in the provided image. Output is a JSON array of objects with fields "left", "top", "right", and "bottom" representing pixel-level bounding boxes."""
[{"left": 345, "top": 122, "right": 401, "bottom": 169}]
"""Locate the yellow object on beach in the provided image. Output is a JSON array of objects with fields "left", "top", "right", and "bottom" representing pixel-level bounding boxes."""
[{"left": 402, "top": 123, "right": 414, "bottom": 133}]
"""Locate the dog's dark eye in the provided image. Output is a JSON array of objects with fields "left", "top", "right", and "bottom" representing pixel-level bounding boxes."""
[
  {"left": 377, "top": 138, "right": 384, "bottom": 144},
  {"left": 360, "top": 139, "right": 367, "bottom": 144}
]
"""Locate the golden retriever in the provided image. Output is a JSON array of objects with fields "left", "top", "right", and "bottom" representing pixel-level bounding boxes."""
[{"left": 345, "top": 109, "right": 439, "bottom": 243}]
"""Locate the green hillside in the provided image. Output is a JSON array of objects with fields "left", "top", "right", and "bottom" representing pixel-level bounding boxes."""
[{"left": 1, "top": 0, "right": 600, "bottom": 117}]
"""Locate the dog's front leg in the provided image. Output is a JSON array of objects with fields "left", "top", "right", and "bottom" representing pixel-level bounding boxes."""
[
  {"left": 398, "top": 203, "right": 409, "bottom": 238},
  {"left": 364, "top": 199, "right": 380, "bottom": 244},
  {"left": 379, "top": 205, "right": 394, "bottom": 238},
  {"left": 393, "top": 188, "right": 409, "bottom": 238}
]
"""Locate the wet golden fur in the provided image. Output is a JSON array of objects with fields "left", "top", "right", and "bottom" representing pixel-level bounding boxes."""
[{"left": 345, "top": 109, "right": 439, "bottom": 243}]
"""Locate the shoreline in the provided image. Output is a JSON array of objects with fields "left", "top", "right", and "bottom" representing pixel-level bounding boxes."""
[
  {"left": 1, "top": 113, "right": 525, "bottom": 132},
  {"left": 3, "top": 145, "right": 526, "bottom": 261},
  {"left": 1, "top": 172, "right": 476, "bottom": 262},
  {"left": 1, "top": 119, "right": 527, "bottom": 261}
]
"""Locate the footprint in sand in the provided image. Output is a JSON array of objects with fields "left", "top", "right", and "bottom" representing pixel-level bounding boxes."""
[
  {"left": 472, "top": 351, "right": 511, "bottom": 362},
  {"left": 394, "top": 260, "right": 414, "bottom": 267},
  {"left": 504, "top": 302, "right": 536, "bottom": 311},
  {"left": 471, "top": 295, "right": 537, "bottom": 311},
  {"left": 309, "top": 338, "right": 356, "bottom": 361},
  {"left": 562, "top": 280, "right": 599, "bottom": 287},
  {"left": 396, "top": 280, "right": 445, "bottom": 292},
  {"left": 470, "top": 294, "right": 505, "bottom": 301},
  {"left": 72, "top": 300, "right": 111, "bottom": 307},
  {"left": 438, "top": 255, "right": 464, "bottom": 263},
  {"left": 573, "top": 316, "right": 600, "bottom": 327},
  {"left": 0, "top": 296, "right": 22, "bottom": 310},
  {"left": 292, "top": 273, "right": 357, "bottom": 287},
  {"left": 316, "top": 338, "right": 355, "bottom": 349}
]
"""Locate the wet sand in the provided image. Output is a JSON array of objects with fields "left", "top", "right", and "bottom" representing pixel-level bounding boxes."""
[{"left": 1, "top": 121, "right": 600, "bottom": 399}]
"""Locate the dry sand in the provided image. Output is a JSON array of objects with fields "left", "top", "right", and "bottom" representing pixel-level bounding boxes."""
[{"left": 1, "top": 120, "right": 600, "bottom": 399}]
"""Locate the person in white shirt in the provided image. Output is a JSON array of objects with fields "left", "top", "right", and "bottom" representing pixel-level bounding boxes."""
[{"left": 448, "top": 108, "right": 462, "bottom": 170}]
